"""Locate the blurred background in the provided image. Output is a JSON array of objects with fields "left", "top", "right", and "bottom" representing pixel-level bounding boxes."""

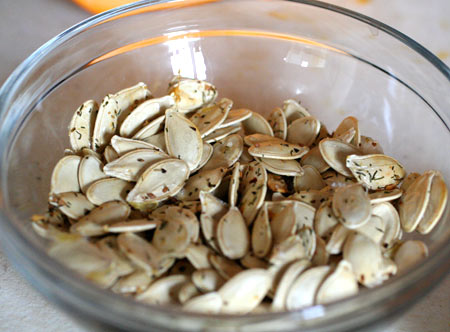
[{"left": 0, "top": 0, "right": 448, "bottom": 331}]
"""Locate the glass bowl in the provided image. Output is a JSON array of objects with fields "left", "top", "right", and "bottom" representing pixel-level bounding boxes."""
[{"left": 0, "top": 0, "right": 449, "bottom": 331}]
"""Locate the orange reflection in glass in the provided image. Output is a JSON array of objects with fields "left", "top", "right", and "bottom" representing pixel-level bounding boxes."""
[{"left": 87, "top": 29, "right": 347, "bottom": 66}]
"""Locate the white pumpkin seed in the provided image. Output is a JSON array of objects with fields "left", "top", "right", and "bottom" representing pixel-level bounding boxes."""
[
  {"left": 48, "top": 237, "right": 112, "bottom": 279},
  {"left": 104, "top": 218, "right": 160, "bottom": 233},
  {"left": 117, "top": 232, "right": 174, "bottom": 276},
  {"left": 333, "top": 116, "right": 360, "bottom": 146},
  {"left": 209, "top": 253, "right": 243, "bottom": 280},
  {"left": 203, "top": 134, "right": 243, "bottom": 171},
  {"left": 177, "top": 167, "right": 226, "bottom": 201},
  {"left": 271, "top": 204, "right": 297, "bottom": 245},
  {"left": 251, "top": 204, "right": 272, "bottom": 258},
  {"left": 78, "top": 155, "right": 107, "bottom": 193},
  {"left": 153, "top": 215, "right": 190, "bottom": 256},
  {"left": 140, "top": 132, "right": 167, "bottom": 152},
  {"left": 354, "top": 214, "right": 385, "bottom": 245},
  {"left": 239, "top": 161, "right": 267, "bottom": 225},
  {"left": 268, "top": 107, "right": 287, "bottom": 140},
  {"left": 168, "top": 77, "right": 217, "bottom": 113},
  {"left": 319, "top": 138, "right": 361, "bottom": 177},
  {"left": 126, "top": 159, "right": 189, "bottom": 210},
  {"left": 104, "top": 145, "right": 119, "bottom": 163},
  {"left": 165, "top": 110, "right": 203, "bottom": 171},
  {"left": 50, "top": 155, "right": 81, "bottom": 195},
  {"left": 219, "top": 108, "right": 252, "bottom": 128},
  {"left": 114, "top": 82, "right": 152, "bottom": 127},
  {"left": 334, "top": 127, "right": 356, "bottom": 144},
  {"left": 398, "top": 171, "right": 434, "bottom": 233},
  {"left": 343, "top": 232, "right": 385, "bottom": 287},
  {"left": 286, "top": 116, "right": 321, "bottom": 147},
  {"left": 191, "top": 142, "right": 214, "bottom": 173},
  {"left": 190, "top": 98, "right": 233, "bottom": 137},
  {"left": 266, "top": 200, "right": 316, "bottom": 229},
  {"left": 394, "top": 240, "right": 428, "bottom": 273},
  {"left": 269, "top": 235, "right": 308, "bottom": 266},
  {"left": 199, "top": 192, "right": 228, "bottom": 252},
  {"left": 69, "top": 100, "right": 98, "bottom": 152},
  {"left": 369, "top": 188, "right": 403, "bottom": 204},
  {"left": 285, "top": 266, "right": 330, "bottom": 310},
  {"left": 314, "top": 200, "right": 339, "bottom": 241},
  {"left": 92, "top": 94, "right": 119, "bottom": 151},
  {"left": 358, "top": 135, "right": 383, "bottom": 154},
  {"left": 50, "top": 192, "right": 95, "bottom": 219},
  {"left": 203, "top": 124, "right": 241, "bottom": 144},
  {"left": 297, "top": 226, "right": 316, "bottom": 260},
  {"left": 400, "top": 172, "right": 421, "bottom": 191},
  {"left": 96, "top": 236, "right": 135, "bottom": 277},
  {"left": 332, "top": 183, "right": 371, "bottom": 229},
  {"left": 111, "top": 135, "right": 163, "bottom": 155},
  {"left": 112, "top": 270, "right": 153, "bottom": 295},
  {"left": 228, "top": 162, "right": 241, "bottom": 207},
  {"left": 183, "top": 292, "right": 223, "bottom": 314},
  {"left": 120, "top": 95, "right": 174, "bottom": 137},
  {"left": 371, "top": 202, "right": 401, "bottom": 250},
  {"left": 417, "top": 171, "right": 448, "bottom": 234},
  {"left": 132, "top": 115, "right": 166, "bottom": 140},
  {"left": 71, "top": 201, "right": 131, "bottom": 236},
  {"left": 217, "top": 207, "right": 250, "bottom": 259},
  {"left": 257, "top": 157, "right": 304, "bottom": 177},
  {"left": 86, "top": 178, "right": 133, "bottom": 205},
  {"left": 218, "top": 269, "right": 271, "bottom": 314},
  {"left": 282, "top": 99, "right": 310, "bottom": 124},
  {"left": 244, "top": 133, "right": 284, "bottom": 146},
  {"left": 271, "top": 259, "right": 311, "bottom": 311},
  {"left": 104, "top": 149, "right": 168, "bottom": 182},
  {"left": 301, "top": 146, "right": 330, "bottom": 173},
  {"left": 166, "top": 206, "right": 200, "bottom": 243},
  {"left": 242, "top": 111, "right": 274, "bottom": 136},
  {"left": 346, "top": 154, "right": 406, "bottom": 190},
  {"left": 178, "top": 281, "right": 200, "bottom": 304},
  {"left": 185, "top": 243, "right": 213, "bottom": 269},
  {"left": 136, "top": 274, "right": 189, "bottom": 305},
  {"left": 326, "top": 224, "right": 351, "bottom": 255},
  {"left": 192, "top": 269, "right": 226, "bottom": 292},
  {"left": 248, "top": 141, "right": 309, "bottom": 160},
  {"left": 293, "top": 165, "right": 326, "bottom": 191},
  {"left": 316, "top": 260, "right": 358, "bottom": 304}
]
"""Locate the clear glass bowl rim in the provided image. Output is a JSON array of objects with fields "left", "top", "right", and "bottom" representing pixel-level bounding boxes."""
[{"left": 0, "top": 0, "right": 449, "bottom": 329}]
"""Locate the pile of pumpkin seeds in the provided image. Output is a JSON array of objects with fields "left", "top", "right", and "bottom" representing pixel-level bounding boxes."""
[{"left": 31, "top": 77, "right": 448, "bottom": 314}]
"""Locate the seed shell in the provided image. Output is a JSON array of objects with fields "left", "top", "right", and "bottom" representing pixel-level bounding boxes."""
[
  {"left": 86, "top": 178, "right": 134, "bottom": 205},
  {"left": 126, "top": 158, "right": 189, "bottom": 209},
  {"left": 217, "top": 207, "right": 250, "bottom": 259},
  {"left": 242, "top": 111, "right": 274, "bottom": 136},
  {"left": 120, "top": 95, "right": 174, "bottom": 137},
  {"left": 286, "top": 116, "right": 321, "bottom": 147},
  {"left": 92, "top": 94, "right": 119, "bottom": 152},
  {"left": 268, "top": 107, "right": 287, "bottom": 140},
  {"left": 319, "top": 138, "right": 361, "bottom": 177},
  {"left": 346, "top": 154, "right": 406, "bottom": 190},
  {"left": 218, "top": 269, "right": 272, "bottom": 314},
  {"left": 68, "top": 100, "right": 98, "bottom": 152},
  {"left": 190, "top": 98, "right": 233, "bottom": 137},
  {"left": 50, "top": 155, "right": 81, "bottom": 195}
]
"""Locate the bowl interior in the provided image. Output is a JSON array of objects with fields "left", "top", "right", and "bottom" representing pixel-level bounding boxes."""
[{"left": 1, "top": 1, "right": 449, "bottom": 331}]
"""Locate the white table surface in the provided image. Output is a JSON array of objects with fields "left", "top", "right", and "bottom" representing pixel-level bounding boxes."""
[{"left": 0, "top": 0, "right": 449, "bottom": 331}]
